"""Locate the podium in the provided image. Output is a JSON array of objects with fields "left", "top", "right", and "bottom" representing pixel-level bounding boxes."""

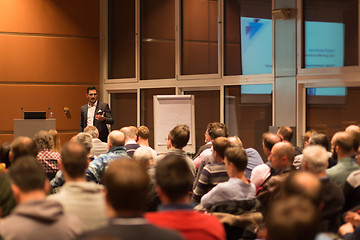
[{"left": 14, "top": 119, "right": 56, "bottom": 139}]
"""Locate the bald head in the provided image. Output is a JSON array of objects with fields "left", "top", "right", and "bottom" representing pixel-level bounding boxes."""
[
  {"left": 10, "top": 136, "right": 38, "bottom": 163},
  {"left": 270, "top": 142, "right": 295, "bottom": 170},
  {"left": 345, "top": 125, "right": 360, "bottom": 152},
  {"left": 228, "top": 136, "right": 243, "bottom": 148},
  {"left": 108, "top": 130, "right": 125, "bottom": 148},
  {"left": 346, "top": 124, "right": 360, "bottom": 134},
  {"left": 331, "top": 131, "right": 353, "bottom": 155}
]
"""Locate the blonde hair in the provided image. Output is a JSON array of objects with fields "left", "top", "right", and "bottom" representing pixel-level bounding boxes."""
[{"left": 49, "top": 129, "right": 61, "bottom": 153}]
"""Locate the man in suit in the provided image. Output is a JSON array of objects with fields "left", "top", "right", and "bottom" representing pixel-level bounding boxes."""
[{"left": 80, "top": 86, "right": 114, "bottom": 142}]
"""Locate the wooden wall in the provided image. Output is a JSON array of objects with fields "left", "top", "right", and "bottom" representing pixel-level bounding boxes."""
[{"left": 0, "top": 0, "right": 100, "bottom": 145}]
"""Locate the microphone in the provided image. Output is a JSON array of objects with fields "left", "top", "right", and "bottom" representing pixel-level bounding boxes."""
[{"left": 48, "top": 107, "right": 54, "bottom": 119}]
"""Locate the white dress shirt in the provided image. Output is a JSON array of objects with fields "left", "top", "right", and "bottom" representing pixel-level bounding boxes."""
[{"left": 87, "top": 101, "right": 98, "bottom": 126}]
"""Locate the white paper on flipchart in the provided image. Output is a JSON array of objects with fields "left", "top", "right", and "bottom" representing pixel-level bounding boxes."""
[{"left": 157, "top": 98, "right": 192, "bottom": 145}]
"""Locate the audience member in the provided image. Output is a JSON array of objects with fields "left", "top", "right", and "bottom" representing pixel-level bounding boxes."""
[
  {"left": 326, "top": 131, "right": 360, "bottom": 188},
  {"left": 48, "top": 142, "right": 107, "bottom": 231},
  {"left": 250, "top": 132, "right": 281, "bottom": 189},
  {"left": 0, "top": 143, "right": 11, "bottom": 170},
  {"left": 49, "top": 129, "right": 61, "bottom": 153},
  {"left": 86, "top": 130, "right": 128, "bottom": 183},
  {"left": 146, "top": 153, "right": 225, "bottom": 240},
  {"left": 345, "top": 124, "right": 360, "bottom": 155},
  {"left": 339, "top": 211, "right": 360, "bottom": 240},
  {"left": 84, "top": 126, "right": 108, "bottom": 157},
  {"left": 133, "top": 146, "right": 158, "bottom": 211},
  {"left": 0, "top": 156, "right": 84, "bottom": 239},
  {"left": 0, "top": 137, "right": 38, "bottom": 217},
  {"left": 78, "top": 159, "right": 183, "bottom": 240},
  {"left": 50, "top": 132, "right": 94, "bottom": 190},
  {"left": 156, "top": 125, "right": 196, "bottom": 176},
  {"left": 34, "top": 130, "right": 61, "bottom": 180},
  {"left": 192, "top": 137, "right": 230, "bottom": 203},
  {"left": 194, "top": 125, "right": 227, "bottom": 170},
  {"left": 194, "top": 129, "right": 231, "bottom": 185},
  {"left": 265, "top": 196, "right": 319, "bottom": 240},
  {"left": 75, "top": 132, "right": 93, "bottom": 160},
  {"left": 309, "top": 133, "right": 337, "bottom": 168},
  {"left": 302, "top": 145, "right": 344, "bottom": 232},
  {"left": 293, "top": 129, "right": 317, "bottom": 168},
  {"left": 256, "top": 142, "right": 296, "bottom": 208},
  {"left": 193, "top": 123, "right": 228, "bottom": 169},
  {"left": 277, "top": 126, "right": 302, "bottom": 155},
  {"left": 201, "top": 147, "right": 256, "bottom": 209},
  {"left": 137, "top": 125, "right": 157, "bottom": 156},
  {"left": 343, "top": 149, "right": 360, "bottom": 211},
  {"left": 10, "top": 136, "right": 38, "bottom": 162},
  {"left": 228, "top": 136, "right": 263, "bottom": 179},
  {"left": 193, "top": 122, "right": 228, "bottom": 160},
  {"left": 120, "top": 126, "right": 141, "bottom": 158}
]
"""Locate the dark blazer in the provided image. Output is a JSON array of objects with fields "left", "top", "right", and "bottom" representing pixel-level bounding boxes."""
[{"left": 80, "top": 101, "right": 114, "bottom": 142}]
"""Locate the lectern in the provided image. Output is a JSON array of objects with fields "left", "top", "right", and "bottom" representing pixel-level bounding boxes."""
[{"left": 13, "top": 119, "right": 56, "bottom": 139}]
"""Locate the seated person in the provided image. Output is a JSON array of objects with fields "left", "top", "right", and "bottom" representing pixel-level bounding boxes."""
[
  {"left": 201, "top": 147, "right": 256, "bottom": 209},
  {"left": 338, "top": 211, "right": 360, "bottom": 240},
  {"left": 192, "top": 137, "right": 231, "bottom": 203},
  {"left": 34, "top": 130, "right": 61, "bottom": 180},
  {"left": 78, "top": 159, "right": 183, "bottom": 240},
  {"left": 146, "top": 153, "right": 225, "bottom": 240},
  {"left": 156, "top": 125, "right": 196, "bottom": 176},
  {"left": 0, "top": 156, "right": 83, "bottom": 239},
  {"left": 265, "top": 196, "right": 319, "bottom": 240}
]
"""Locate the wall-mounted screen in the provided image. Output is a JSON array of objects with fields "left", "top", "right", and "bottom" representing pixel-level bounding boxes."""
[
  {"left": 307, "top": 87, "right": 347, "bottom": 105},
  {"left": 305, "top": 21, "right": 344, "bottom": 68},
  {"left": 241, "top": 17, "right": 272, "bottom": 75}
]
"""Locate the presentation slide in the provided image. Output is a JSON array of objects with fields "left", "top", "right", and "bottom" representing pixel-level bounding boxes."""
[
  {"left": 305, "top": 21, "right": 344, "bottom": 69},
  {"left": 241, "top": 17, "right": 272, "bottom": 75}
]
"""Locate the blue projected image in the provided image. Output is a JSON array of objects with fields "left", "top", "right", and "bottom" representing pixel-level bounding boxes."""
[
  {"left": 241, "top": 17, "right": 272, "bottom": 75},
  {"left": 241, "top": 84, "right": 273, "bottom": 94},
  {"left": 241, "top": 18, "right": 345, "bottom": 74},
  {"left": 307, "top": 87, "right": 346, "bottom": 96},
  {"left": 305, "top": 21, "right": 344, "bottom": 69}
]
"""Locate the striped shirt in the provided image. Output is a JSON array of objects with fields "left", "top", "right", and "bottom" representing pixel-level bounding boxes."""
[{"left": 192, "top": 162, "right": 229, "bottom": 203}]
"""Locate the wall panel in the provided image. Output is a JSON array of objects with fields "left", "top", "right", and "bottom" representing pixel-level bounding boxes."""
[
  {"left": 0, "top": 0, "right": 99, "bottom": 37},
  {"left": 0, "top": 35, "right": 99, "bottom": 83}
]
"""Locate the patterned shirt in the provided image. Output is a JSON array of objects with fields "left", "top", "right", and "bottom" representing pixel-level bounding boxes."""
[
  {"left": 192, "top": 162, "right": 229, "bottom": 203},
  {"left": 37, "top": 149, "right": 61, "bottom": 179},
  {"left": 86, "top": 146, "right": 129, "bottom": 183}
]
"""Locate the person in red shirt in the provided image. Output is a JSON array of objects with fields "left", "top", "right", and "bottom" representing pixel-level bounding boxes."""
[{"left": 145, "top": 153, "right": 225, "bottom": 240}]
